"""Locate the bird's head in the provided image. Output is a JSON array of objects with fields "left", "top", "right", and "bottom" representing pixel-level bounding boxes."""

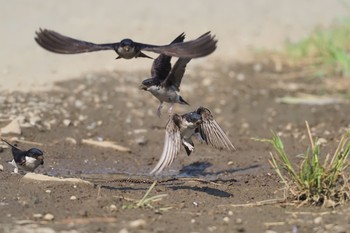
[
  {"left": 139, "top": 78, "right": 158, "bottom": 90},
  {"left": 120, "top": 39, "right": 134, "bottom": 51},
  {"left": 27, "top": 148, "right": 44, "bottom": 164},
  {"left": 182, "top": 112, "right": 202, "bottom": 127}
]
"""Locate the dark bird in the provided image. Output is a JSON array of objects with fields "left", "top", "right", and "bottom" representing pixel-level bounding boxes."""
[
  {"left": 34, "top": 28, "right": 217, "bottom": 60},
  {"left": 150, "top": 107, "right": 235, "bottom": 174},
  {"left": 140, "top": 33, "right": 191, "bottom": 116},
  {"left": 1, "top": 138, "right": 44, "bottom": 173}
]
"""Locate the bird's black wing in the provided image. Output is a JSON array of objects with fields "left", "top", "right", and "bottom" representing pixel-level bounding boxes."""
[
  {"left": 35, "top": 28, "right": 117, "bottom": 54},
  {"left": 151, "top": 33, "right": 185, "bottom": 80},
  {"left": 162, "top": 57, "right": 191, "bottom": 91},
  {"left": 197, "top": 107, "right": 235, "bottom": 151},
  {"left": 139, "top": 31, "right": 217, "bottom": 58},
  {"left": 150, "top": 114, "right": 182, "bottom": 175}
]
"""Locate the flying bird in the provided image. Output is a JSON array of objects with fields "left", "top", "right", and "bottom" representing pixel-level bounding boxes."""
[
  {"left": 1, "top": 138, "right": 44, "bottom": 174},
  {"left": 140, "top": 33, "right": 191, "bottom": 116},
  {"left": 34, "top": 28, "right": 217, "bottom": 60},
  {"left": 150, "top": 107, "right": 235, "bottom": 174}
]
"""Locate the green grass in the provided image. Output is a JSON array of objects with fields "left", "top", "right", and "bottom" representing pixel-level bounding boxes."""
[
  {"left": 257, "top": 122, "right": 350, "bottom": 207},
  {"left": 284, "top": 19, "right": 350, "bottom": 77},
  {"left": 121, "top": 181, "right": 171, "bottom": 210}
]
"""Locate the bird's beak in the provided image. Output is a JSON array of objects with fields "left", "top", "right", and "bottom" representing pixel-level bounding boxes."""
[
  {"left": 139, "top": 84, "right": 148, "bottom": 90},
  {"left": 196, "top": 119, "right": 203, "bottom": 125},
  {"left": 37, "top": 155, "right": 44, "bottom": 164}
]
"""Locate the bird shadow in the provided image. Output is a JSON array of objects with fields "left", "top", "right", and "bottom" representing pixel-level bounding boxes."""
[
  {"left": 88, "top": 162, "right": 259, "bottom": 198},
  {"left": 168, "top": 185, "right": 233, "bottom": 198},
  {"left": 177, "top": 161, "right": 259, "bottom": 178}
]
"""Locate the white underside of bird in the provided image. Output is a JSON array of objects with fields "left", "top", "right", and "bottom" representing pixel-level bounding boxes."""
[{"left": 8, "top": 156, "right": 42, "bottom": 173}]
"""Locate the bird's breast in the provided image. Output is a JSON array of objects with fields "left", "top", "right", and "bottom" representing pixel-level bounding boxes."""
[
  {"left": 148, "top": 86, "right": 178, "bottom": 103},
  {"left": 181, "top": 127, "right": 197, "bottom": 140},
  {"left": 117, "top": 47, "right": 136, "bottom": 59}
]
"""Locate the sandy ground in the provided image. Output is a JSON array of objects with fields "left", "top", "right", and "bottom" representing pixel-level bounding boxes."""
[
  {"left": 1, "top": 60, "right": 350, "bottom": 232},
  {"left": 1, "top": 0, "right": 350, "bottom": 91}
]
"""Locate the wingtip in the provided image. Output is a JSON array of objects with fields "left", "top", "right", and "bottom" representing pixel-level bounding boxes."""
[{"left": 149, "top": 167, "right": 161, "bottom": 175}]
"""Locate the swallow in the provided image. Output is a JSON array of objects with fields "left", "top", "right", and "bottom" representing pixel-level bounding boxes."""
[
  {"left": 139, "top": 33, "right": 191, "bottom": 116},
  {"left": 150, "top": 107, "right": 235, "bottom": 174},
  {"left": 1, "top": 138, "right": 44, "bottom": 174},
  {"left": 34, "top": 28, "right": 217, "bottom": 60}
]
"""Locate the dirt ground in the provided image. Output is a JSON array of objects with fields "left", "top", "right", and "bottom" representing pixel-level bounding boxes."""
[{"left": 1, "top": 59, "right": 350, "bottom": 233}]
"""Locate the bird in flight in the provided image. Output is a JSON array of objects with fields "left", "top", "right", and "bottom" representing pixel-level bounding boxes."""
[
  {"left": 34, "top": 28, "right": 217, "bottom": 60},
  {"left": 140, "top": 32, "right": 191, "bottom": 116},
  {"left": 1, "top": 138, "right": 44, "bottom": 174},
  {"left": 150, "top": 107, "right": 235, "bottom": 175}
]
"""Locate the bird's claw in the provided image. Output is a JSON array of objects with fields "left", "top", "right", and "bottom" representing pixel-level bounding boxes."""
[{"left": 168, "top": 105, "right": 174, "bottom": 115}]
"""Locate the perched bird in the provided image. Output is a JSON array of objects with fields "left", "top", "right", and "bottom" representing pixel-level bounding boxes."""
[
  {"left": 1, "top": 138, "right": 44, "bottom": 174},
  {"left": 150, "top": 107, "right": 235, "bottom": 174},
  {"left": 139, "top": 33, "right": 191, "bottom": 116},
  {"left": 34, "top": 28, "right": 217, "bottom": 60}
]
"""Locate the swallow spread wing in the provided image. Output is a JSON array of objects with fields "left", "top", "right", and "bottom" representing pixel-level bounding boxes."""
[
  {"left": 35, "top": 28, "right": 217, "bottom": 59},
  {"left": 162, "top": 57, "right": 191, "bottom": 92},
  {"left": 150, "top": 114, "right": 182, "bottom": 174},
  {"left": 150, "top": 107, "right": 235, "bottom": 174},
  {"left": 1, "top": 138, "right": 44, "bottom": 173},
  {"left": 140, "top": 34, "right": 191, "bottom": 116},
  {"left": 150, "top": 33, "right": 185, "bottom": 81},
  {"left": 196, "top": 107, "right": 236, "bottom": 151}
]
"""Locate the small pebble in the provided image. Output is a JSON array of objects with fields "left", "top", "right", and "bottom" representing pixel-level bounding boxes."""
[
  {"left": 33, "top": 213, "right": 43, "bottom": 219},
  {"left": 135, "top": 136, "right": 147, "bottom": 146},
  {"left": 43, "top": 213, "right": 54, "bottom": 221},
  {"left": 65, "top": 137, "right": 77, "bottom": 144},
  {"left": 70, "top": 196, "right": 77, "bottom": 200},
  {"left": 191, "top": 219, "right": 196, "bottom": 223},
  {"left": 223, "top": 216, "right": 230, "bottom": 223},
  {"left": 236, "top": 218, "right": 243, "bottom": 224},
  {"left": 333, "top": 225, "right": 347, "bottom": 233},
  {"left": 63, "top": 119, "right": 71, "bottom": 127},
  {"left": 110, "top": 204, "right": 117, "bottom": 211},
  {"left": 316, "top": 138, "right": 327, "bottom": 145},
  {"left": 45, "top": 190, "right": 51, "bottom": 194},
  {"left": 325, "top": 224, "right": 334, "bottom": 230},
  {"left": 119, "top": 228, "right": 129, "bottom": 233},
  {"left": 228, "top": 211, "right": 233, "bottom": 216},
  {"left": 0, "top": 164, "right": 3, "bottom": 171},
  {"left": 314, "top": 216, "right": 322, "bottom": 224},
  {"left": 236, "top": 73, "right": 245, "bottom": 81},
  {"left": 285, "top": 123, "right": 292, "bottom": 131},
  {"left": 214, "top": 108, "right": 222, "bottom": 114},
  {"left": 253, "top": 63, "right": 262, "bottom": 72},
  {"left": 129, "top": 219, "right": 146, "bottom": 228}
]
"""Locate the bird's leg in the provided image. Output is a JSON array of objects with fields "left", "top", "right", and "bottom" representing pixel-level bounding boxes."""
[
  {"left": 194, "top": 132, "right": 205, "bottom": 143},
  {"left": 157, "top": 102, "right": 163, "bottom": 117},
  {"left": 168, "top": 103, "right": 174, "bottom": 115}
]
